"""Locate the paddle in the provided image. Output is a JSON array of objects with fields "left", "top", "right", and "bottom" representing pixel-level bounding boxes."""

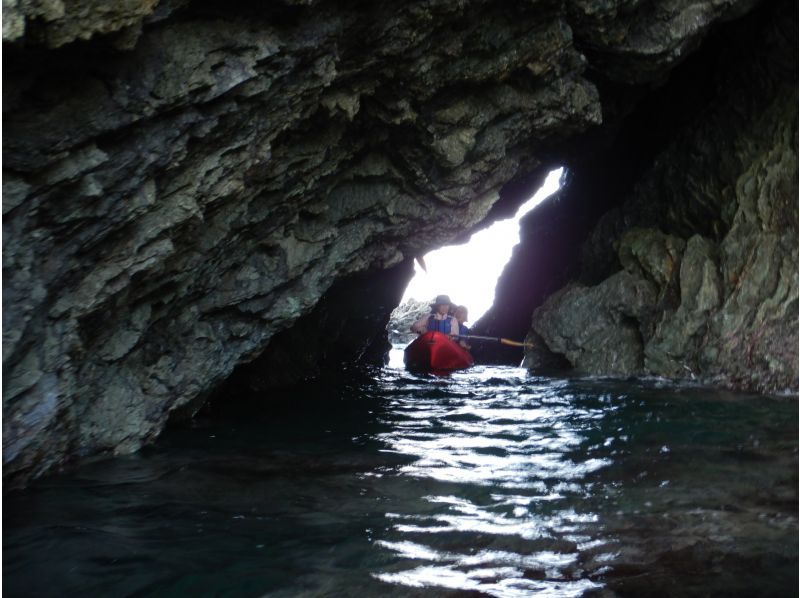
[{"left": 457, "top": 334, "right": 535, "bottom": 348}]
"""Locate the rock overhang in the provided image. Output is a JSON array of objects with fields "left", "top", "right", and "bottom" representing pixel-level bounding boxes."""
[
  {"left": 2, "top": 0, "right": 788, "bottom": 484},
  {"left": 498, "top": 0, "right": 797, "bottom": 392}
]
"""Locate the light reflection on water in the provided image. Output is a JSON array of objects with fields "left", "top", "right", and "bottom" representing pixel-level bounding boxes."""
[
  {"left": 3, "top": 354, "right": 798, "bottom": 597},
  {"left": 372, "top": 356, "right": 610, "bottom": 595}
]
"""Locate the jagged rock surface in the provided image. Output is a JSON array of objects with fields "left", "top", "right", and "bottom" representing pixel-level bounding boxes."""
[
  {"left": 3, "top": 0, "right": 598, "bottom": 484},
  {"left": 387, "top": 298, "right": 431, "bottom": 345},
  {"left": 2, "top": 0, "right": 785, "bottom": 484},
  {"left": 524, "top": 2, "right": 798, "bottom": 392},
  {"left": 215, "top": 259, "right": 414, "bottom": 394}
]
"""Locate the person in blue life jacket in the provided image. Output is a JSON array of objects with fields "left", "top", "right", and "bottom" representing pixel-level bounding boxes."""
[
  {"left": 452, "top": 305, "right": 471, "bottom": 348},
  {"left": 411, "top": 294, "right": 460, "bottom": 337}
]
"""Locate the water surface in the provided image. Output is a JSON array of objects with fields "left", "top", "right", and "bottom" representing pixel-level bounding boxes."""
[{"left": 4, "top": 353, "right": 797, "bottom": 596}]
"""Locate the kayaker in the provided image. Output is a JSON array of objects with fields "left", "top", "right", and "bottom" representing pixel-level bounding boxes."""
[
  {"left": 410, "top": 295, "right": 460, "bottom": 337},
  {"left": 453, "top": 305, "right": 471, "bottom": 348}
]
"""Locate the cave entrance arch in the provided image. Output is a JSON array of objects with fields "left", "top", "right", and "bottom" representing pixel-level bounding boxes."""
[{"left": 388, "top": 167, "right": 564, "bottom": 364}]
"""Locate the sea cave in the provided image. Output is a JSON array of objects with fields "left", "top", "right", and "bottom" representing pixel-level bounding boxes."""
[{"left": 3, "top": 0, "right": 798, "bottom": 594}]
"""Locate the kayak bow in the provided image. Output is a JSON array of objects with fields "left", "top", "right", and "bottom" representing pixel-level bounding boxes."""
[{"left": 404, "top": 331, "right": 474, "bottom": 373}]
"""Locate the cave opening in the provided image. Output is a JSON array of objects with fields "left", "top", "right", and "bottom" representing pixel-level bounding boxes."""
[
  {"left": 3, "top": 0, "right": 797, "bottom": 592},
  {"left": 387, "top": 167, "right": 565, "bottom": 355}
]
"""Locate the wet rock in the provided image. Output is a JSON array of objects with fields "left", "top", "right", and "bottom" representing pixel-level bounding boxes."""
[
  {"left": 567, "top": 0, "right": 762, "bottom": 84},
  {"left": 3, "top": 0, "right": 596, "bottom": 483},
  {"left": 643, "top": 234, "right": 723, "bottom": 378},
  {"left": 3, "top": 0, "right": 790, "bottom": 484},
  {"left": 209, "top": 258, "right": 415, "bottom": 394},
  {"left": 387, "top": 298, "right": 431, "bottom": 345},
  {"left": 530, "top": 271, "right": 658, "bottom": 376},
  {"left": 523, "top": 2, "right": 797, "bottom": 391},
  {"left": 2, "top": 0, "right": 161, "bottom": 48}
]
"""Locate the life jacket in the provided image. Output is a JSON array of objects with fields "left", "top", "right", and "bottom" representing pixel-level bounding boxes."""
[
  {"left": 458, "top": 323, "right": 471, "bottom": 337},
  {"left": 427, "top": 314, "right": 454, "bottom": 335}
]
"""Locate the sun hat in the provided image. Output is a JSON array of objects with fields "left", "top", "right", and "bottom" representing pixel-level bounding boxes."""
[{"left": 430, "top": 294, "right": 452, "bottom": 307}]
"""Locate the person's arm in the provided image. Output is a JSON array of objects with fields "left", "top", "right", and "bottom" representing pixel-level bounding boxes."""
[
  {"left": 458, "top": 325, "right": 471, "bottom": 348},
  {"left": 411, "top": 315, "right": 429, "bottom": 334},
  {"left": 449, "top": 317, "right": 459, "bottom": 337}
]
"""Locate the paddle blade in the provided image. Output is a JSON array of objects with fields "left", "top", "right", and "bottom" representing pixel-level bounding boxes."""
[{"left": 500, "top": 338, "right": 535, "bottom": 348}]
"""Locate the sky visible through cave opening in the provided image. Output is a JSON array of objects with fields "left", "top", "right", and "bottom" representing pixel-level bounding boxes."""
[{"left": 401, "top": 167, "right": 564, "bottom": 324}]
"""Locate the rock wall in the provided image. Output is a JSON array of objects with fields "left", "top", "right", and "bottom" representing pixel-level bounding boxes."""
[
  {"left": 218, "top": 258, "right": 414, "bottom": 394},
  {"left": 387, "top": 297, "right": 431, "bottom": 345},
  {"left": 523, "top": 1, "right": 798, "bottom": 392},
  {"left": 3, "top": 0, "right": 780, "bottom": 484}
]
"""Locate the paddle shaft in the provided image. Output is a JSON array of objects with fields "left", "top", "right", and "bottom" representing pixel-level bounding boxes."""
[{"left": 457, "top": 334, "right": 534, "bottom": 348}]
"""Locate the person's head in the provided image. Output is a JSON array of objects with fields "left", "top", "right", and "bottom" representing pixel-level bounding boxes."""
[
  {"left": 454, "top": 305, "right": 469, "bottom": 323},
  {"left": 430, "top": 294, "right": 452, "bottom": 316}
]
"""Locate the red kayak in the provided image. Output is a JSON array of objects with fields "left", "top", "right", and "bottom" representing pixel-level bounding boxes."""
[{"left": 404, "top": 331, "right": 474, "bottom": 373}]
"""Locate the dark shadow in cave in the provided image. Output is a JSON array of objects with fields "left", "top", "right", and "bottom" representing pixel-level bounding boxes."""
[{"left": 470, "top": 0, "right": 791, "bottom": 365}]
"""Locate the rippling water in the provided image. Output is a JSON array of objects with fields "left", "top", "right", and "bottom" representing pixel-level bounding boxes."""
[{"left": 4, "top": 350, "right": 797, "bottom": 597}]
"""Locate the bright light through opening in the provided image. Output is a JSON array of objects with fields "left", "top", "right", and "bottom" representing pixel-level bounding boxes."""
[{"left": 401, "top": 168, "right": 564, "bottom": 324}]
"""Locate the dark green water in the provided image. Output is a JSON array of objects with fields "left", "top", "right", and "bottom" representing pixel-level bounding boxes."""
[{"left": 4, "top": 353, "right": 798, "bottom": 597}]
